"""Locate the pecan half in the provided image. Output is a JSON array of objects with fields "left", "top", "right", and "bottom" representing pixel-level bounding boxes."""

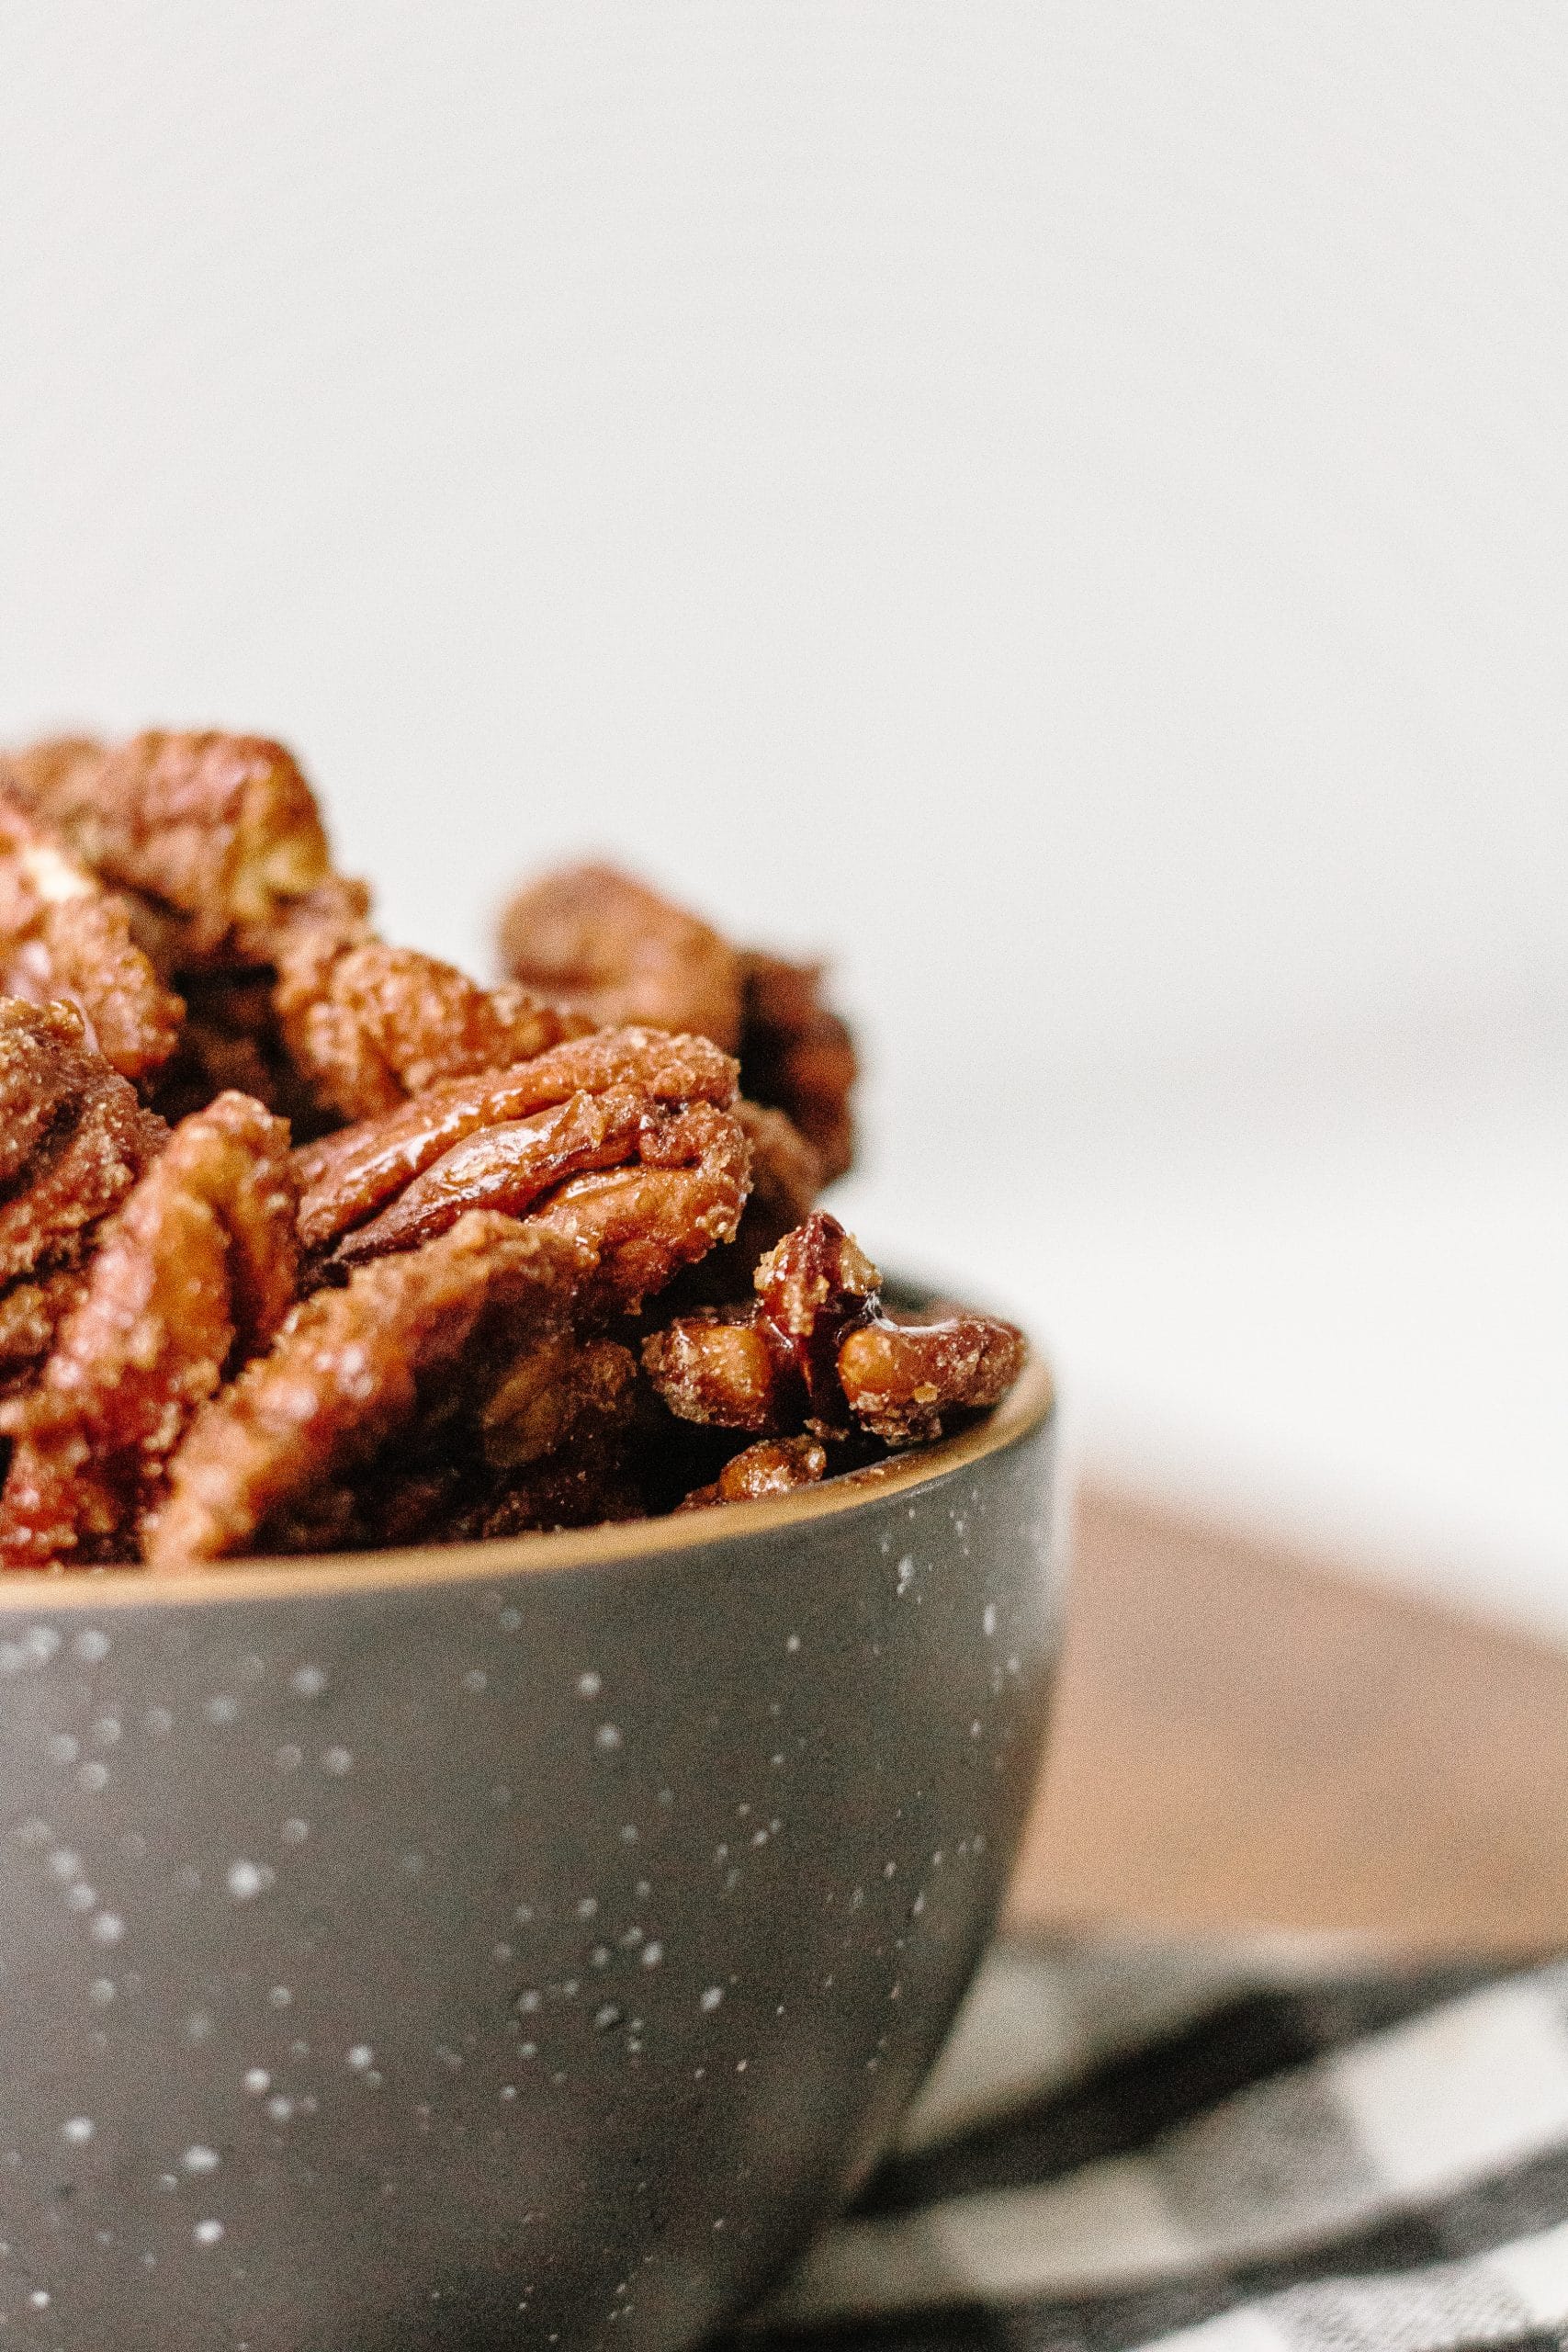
[
  {"left": 644, "top": 1211, "right": 877, "bottom": 1437},
  {"left": 147, "top": 1214, "right": 588, "bottom": 1566},
  {"left": 0, "top": 999, "right": 166, "bottom": 1290},
  {"left": 293, "top": 1025, "right": 739, "bottom": 1251},
  {"left": 1, "top": 731, "right": 332, "bottom": 965},
  {"left": 677, "top": 1434, "right": 828, "bottom": 1511},
  {"left": 644, "top": 1211, "right": 1024, "bottom": 1449},
  {"left": 269, "top": 877, "right": 592, "bottom": 1125},
  {"left": 498, "top": 862, "right": 744, "bottom": 1053},
  {"left": 837, "top": 1309, "right": 1028, "bottom": 1445},
  {"left": 288, "top": 1023, "right": 750, "bottom": 1316},
  {"left": 0, "top": 1091, "right": 298, "bottom": 1566},
  {"left": 0, "top": 789, "right": 183, "bottom": 1081},
  {"left": 525, "top": 1100, "right": 752, "bottom": 1315},
  {"left": 498, "top": 862, "right": 857, "bottom": 1175}
]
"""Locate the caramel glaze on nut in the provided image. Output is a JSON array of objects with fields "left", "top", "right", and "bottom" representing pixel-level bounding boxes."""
[{"left": 0, "top": 724, "right": 1026, "bottom": 1566}]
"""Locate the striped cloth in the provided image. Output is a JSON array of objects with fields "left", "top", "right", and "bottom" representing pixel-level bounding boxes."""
[{"left": 747, "top": 1935, "right": 1568, "bottom": 2352}]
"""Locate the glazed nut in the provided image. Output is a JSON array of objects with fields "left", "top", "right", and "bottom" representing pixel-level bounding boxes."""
[
  {"left": 677, "top": 1434, "right": 829, "bottom": 1510},
  {"left": 0, "top": 999, "right": 166, "bottom": 1290},
  {"left": 1, "top": 730, "right": 332, "bottom": 958},
  {"left": 498, "top": 861, "right": 745, "bottom": 1055},
  {"left": 641, "top": 1316, "right": 783, "bottom": 1432},
  {"left": 0, "top": 787, "right": 184, "bottom": 1081},
  {"left": 146, "top": 1214, "right": 589, "bottom": 1566},
  {"left": 0, "top": 1091, "right": 298, "bottom": 1567},
  {"left": 837, "top": 1312, "right": 1027, "bottom": 1446},
  {"left": 294, "top": 1026, "right": 740, "bottom": 1254}
]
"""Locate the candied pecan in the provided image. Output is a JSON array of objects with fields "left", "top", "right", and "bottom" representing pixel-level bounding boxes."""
[
  {"left": 263, "top": 875, "right": 593, "bottom": 1126},
  {"left": 285, "top": 1333, "right": 646, "bottom": 1551},
  {"left": 229, "top": 1336, "right": 646, "bottom": 1555},
  {"left": 3, "top": 733, "right": 603, "bottom": 1125},
  {"left": 0, "top": 789, "right": 183, "bottom": 1082},
  {"left": 0, "top": 1092, "right": 298, "bottom": 1566},
  {"left": 0, "top": 999, "right": 166, "bottom": 1290},
  {"left": 567, "top": 1095, "right": 822, "bottom": 1320},
  {"left": 328, "top": 1086, "right": 649, "bottom": 1265},
  {"left": 739, "top": 951, "right": 857, "bottom": 1182},
  {"left": 318, "top": 1087, "right": 750, "bottom": 1317},
  {"left": 837, "top": 1308, "right": 1027, "bottom": 1445},
  {"left": 294, "top": 1026, "right": 739, "bottom": 1252},
  {"left": 498, "top": 862, "right": 744, "bottom": 1053},
  {"left": 146, "top": 1213, "right": 588, "bottom": 1566},
  {"left": 336, "top": 1087, "right": 744, "bottom": 1272},
  {"left": 677, "top": 1434, "right": 828, "bottom": 1511},
  {"left": 640, "top": 1306, "right": 782, "bottom": 1431},
  {"left": 644, "top": 1210, "right": 1024, "bottom": 1449},
  {"left": 526, "top": 1100, "right": 751, "bottom": 1314},
  {"left": 644, "top": 1211, "right": 876, "bottom": 1436},
  {"left": 754, "top": 1205, "right": 878, "bottom": 1357},
  {"left": 1, "top": 731, "right": 332, "bottom": 966},
  {"left": 495, "top": 863, "right": 857, "bottom": 1175}
]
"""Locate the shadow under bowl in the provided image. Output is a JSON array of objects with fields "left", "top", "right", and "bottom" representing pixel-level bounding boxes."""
[{"left": 0, "top": 1348, "right": 1058, "bottom": 2352}]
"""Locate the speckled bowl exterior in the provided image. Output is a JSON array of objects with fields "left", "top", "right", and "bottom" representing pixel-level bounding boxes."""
[{"left": 0, "top": 1352, "right": 1057, "bottom": 2352}]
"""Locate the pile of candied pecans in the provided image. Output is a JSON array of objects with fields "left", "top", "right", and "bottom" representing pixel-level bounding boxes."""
[{"left": 0, "top": 733, "right": 1025, "bottom": 1569}]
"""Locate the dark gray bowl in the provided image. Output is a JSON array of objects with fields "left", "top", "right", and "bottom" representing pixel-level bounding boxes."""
[{"left": 0, "top": 1351, "right": 1057, "bottom": 2352}]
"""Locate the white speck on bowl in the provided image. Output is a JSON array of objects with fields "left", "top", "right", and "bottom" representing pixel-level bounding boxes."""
[{"left": 226, "top": 1861, "right": 274, "bottom": 1902}]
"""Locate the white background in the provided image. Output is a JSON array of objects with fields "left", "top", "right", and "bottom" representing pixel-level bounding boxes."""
[{"left": 1, "top": 6, "right": 1563, "bottom": 1629}]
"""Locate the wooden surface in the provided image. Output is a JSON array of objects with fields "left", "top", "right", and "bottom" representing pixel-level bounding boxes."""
[{"left": 1008, "top": 1483, "right": 1568, "bottom": 1952}]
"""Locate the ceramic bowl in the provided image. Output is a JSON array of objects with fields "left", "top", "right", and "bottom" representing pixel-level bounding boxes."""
[{"left": 0, "top": 1347, "right": 1057, "bottom": 2352}]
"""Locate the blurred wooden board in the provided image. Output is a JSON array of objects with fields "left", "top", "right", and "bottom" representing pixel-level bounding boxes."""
[{"left": 1009, "top": 1484, "right": 1568, "bottom": 1952}]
